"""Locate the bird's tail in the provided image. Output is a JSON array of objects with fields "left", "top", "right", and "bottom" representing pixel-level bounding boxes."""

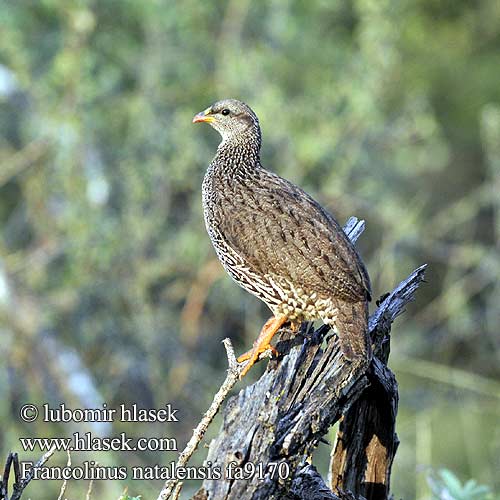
[{"left": 333, "top": 300, "right": 371, "bottom": 363}]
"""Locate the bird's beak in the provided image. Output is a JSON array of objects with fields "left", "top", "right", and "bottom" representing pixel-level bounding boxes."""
[{"left": 192, "top": 108, "right": 215, "bottom": 124}]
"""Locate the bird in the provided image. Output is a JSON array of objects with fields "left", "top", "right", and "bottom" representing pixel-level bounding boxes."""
[{"left": 193, "top": 99, "right": 371, "bottom": 378}]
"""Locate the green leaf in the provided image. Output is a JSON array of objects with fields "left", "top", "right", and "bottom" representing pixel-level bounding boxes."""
[{"left": 428, "top": 468, "right": 494, "bottom": 500}]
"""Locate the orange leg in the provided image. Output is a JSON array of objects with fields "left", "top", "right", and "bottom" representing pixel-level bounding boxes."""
[{"left": 237, "top": 315, "right": 288, "bottom": 378}]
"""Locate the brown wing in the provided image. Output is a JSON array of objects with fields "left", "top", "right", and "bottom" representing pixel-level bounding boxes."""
[{"left": 216, "top": 169, "right": 371, "bottom": 303}]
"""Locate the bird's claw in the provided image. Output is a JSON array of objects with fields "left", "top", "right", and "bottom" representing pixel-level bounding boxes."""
[{"left": 237, "top": 344, "right": 279, "bottom": 378}]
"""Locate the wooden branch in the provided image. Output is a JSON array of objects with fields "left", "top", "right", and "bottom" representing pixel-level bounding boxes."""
[
  {"left": 0, "top": 445, "right": 57, "bottom": 500},
  {"left": 11, "top": 446, "right": 57, "bottom": 500},
  {"left": 0, "top": 452, "right": 14, "bottom": 500},
  {"left": 190, "top": 217, "right": 426, "bottom": 499},
  {"left": 157, "top": 339, "right": 243, "bottom": 500},
  {"left": 85, "top": 476, "right": 95, "bottom": 500},
  {"left": 342, "top": 216, "right": 366, "bottom": 244},
  {"left": 57, "top": 451, "right": 71, "bottom": 500}
]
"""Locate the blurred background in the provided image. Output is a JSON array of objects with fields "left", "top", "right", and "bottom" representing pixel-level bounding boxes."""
[{"left": 0, "top": 0, "right": 499, "bottom": 499}]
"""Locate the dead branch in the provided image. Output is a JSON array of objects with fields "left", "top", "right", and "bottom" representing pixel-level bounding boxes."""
[
  {"left": 56, "top": 451, "right": 71, "bottom": 500},
  {"left": 0, "top": 445, "right": 57, "bottom": 500},
  {"left": 157, "top": 339, "right": 243, "bottom": 500}
]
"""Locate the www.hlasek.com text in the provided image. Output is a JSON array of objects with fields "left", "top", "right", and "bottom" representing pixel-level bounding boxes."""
[{"left": 20, "top": 432, "right": 177, "bottom": 453}]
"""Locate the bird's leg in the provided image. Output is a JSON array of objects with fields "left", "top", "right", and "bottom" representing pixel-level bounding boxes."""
[{"left": 237, "top": 315, "right": 287, "bottom": 378}]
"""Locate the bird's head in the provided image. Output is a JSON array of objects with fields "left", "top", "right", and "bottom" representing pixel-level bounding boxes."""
[{"left": 193, "top": 99, "right": 261, "bottom": 147}]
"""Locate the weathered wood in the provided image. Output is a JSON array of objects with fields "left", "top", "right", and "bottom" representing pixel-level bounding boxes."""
[
  {"left": 330, "top": 265, "right": 426, "bottom": 499},
  {"left": 288, "top": 464, "right": 364, "bottom": 500},
  {"left": 0, "top": 447, "right": 57, "bottom": 500},
  {"left": 191, "top": 216, "right": 426, "bottom": 500}
]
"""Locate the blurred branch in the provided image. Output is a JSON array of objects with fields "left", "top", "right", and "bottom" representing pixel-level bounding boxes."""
[
  {"left": 3, "top": 239, "right": 62, "bottom": 275},
  {"left": 180, "top": 258, "right": 222, "bottom": 349},
  {"left": 392, "top": 357, "right": 500, "bottom": 400},
  {"left": 413, "top": 260, "right": 495, "bottom": 328},
  {"left": 85, "top": 476, "right": 95, "bottom": 500},
  {"left": 0, "top": 140, "right": 50, "bottom": 188}
]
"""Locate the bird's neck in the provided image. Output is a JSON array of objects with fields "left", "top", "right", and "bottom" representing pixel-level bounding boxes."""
[{"left": 214, "top": 132, "right": 261, "bottom": 174}]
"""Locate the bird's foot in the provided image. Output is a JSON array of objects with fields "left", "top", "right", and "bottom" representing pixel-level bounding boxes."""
[
  {"left": 237, "top": 344, "right": 278, "bottom": 363},
  {"left": 237, "top": 343, "right": 278, "bottom": 378},
  {"left": 237, "top": 314, "right": 287, "bottom": 379}
]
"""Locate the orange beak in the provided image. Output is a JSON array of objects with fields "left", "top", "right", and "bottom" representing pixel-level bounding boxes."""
[{"left": 192, "top": 109, "right": 215, "bottom": 124}]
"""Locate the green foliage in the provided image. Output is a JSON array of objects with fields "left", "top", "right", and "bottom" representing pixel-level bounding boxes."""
[
  {"left": 118, "top": 492, "right": 142, "bottom": 500},
  {"left": 427, "top": 468, "right": 495, "bottom": 500},
  {"left": 0, "top": 0, "right": 499, "bottom": 499}
]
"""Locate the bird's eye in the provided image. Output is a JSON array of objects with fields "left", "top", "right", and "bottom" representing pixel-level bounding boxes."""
[{"left": 221, "top": 109, "right": 230, "bottom": 116}]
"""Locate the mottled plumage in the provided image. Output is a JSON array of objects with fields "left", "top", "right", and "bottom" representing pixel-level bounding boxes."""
[{"left": 193, "top": 99, "right": 371, "bottom": 375}]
